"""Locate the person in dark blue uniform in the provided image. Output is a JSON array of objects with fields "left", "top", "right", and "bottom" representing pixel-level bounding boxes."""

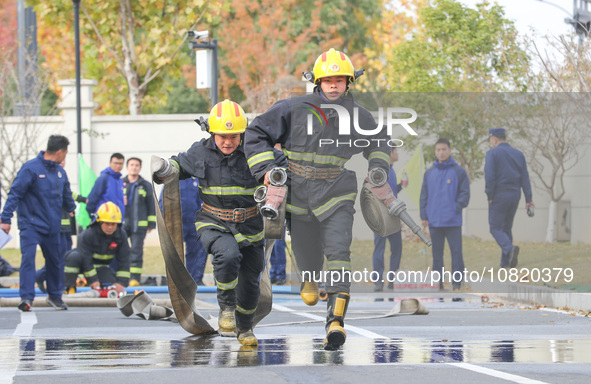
[
  {"left": 158, "top": 178, "right": 209, "bottom": 286},
  {"left": 485, "top": 128, "right": 534, "bottom": 268},
  {"left": 270, "top": 237, "right": 287, "bottom": 285},
  {"left": 122, "top": 157, "right": 156, "bottom": 285},
  {"left": 0, "top": 135, "right": 76, "bottom": 311},
  {"left": 36, "top": 186, "right": 87, "bottom": 293},
  {"left": 372, "top": 148, "right": 403, "bottom": 292},
  {"left": 179, "top": 177, "right": 208, "bottom": 285},
  {"left": 420, "top": 138, "right": 470, "bottom": 290}
]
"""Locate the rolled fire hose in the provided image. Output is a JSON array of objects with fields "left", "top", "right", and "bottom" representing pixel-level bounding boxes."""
[
  {"left": 151, "top": 156, "right": 273, "bottom": 335},
  {"left": 117, "top": 290, "right": 177, "bottom": 322},
  {"left": 361, "top": 181, "right": 432, "bottom": 246},
  {"left": 360, "top": 182, "right": 401, "bottom": 237}
]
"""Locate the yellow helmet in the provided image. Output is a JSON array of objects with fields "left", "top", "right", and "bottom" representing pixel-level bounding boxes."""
[
  {"left": 312, "top": 48, "right": 355, "bottom": 84},
  {"left": 208, "top": 99, "right": 247, "bottom": 135},
  {"left": 96, "top": 202, "right": 122, "bottom": 223}
]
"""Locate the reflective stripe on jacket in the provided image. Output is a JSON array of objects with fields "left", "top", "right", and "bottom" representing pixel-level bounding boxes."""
[{"left": 122, "top": 175, "right": 156, "bottom": 233}]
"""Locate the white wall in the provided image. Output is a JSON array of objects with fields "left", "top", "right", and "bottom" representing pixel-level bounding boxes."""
[{"left": 1, "top": 80, "right": 590, "bottom": 248}]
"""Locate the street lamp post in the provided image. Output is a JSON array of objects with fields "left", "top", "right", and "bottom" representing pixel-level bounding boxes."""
[
  {"left": 188, "top": 31, "right": 218, "bottom": 107},
  {"left": 73, "top": 0, "right": 82, "bottom": 155},
  {"left": 537, "top": 0, "right": 591, "bottom": 44}
]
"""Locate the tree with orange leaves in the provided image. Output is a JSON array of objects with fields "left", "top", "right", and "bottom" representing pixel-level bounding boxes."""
[
  {"left": 212, "top": 0, "right": 382, "bottom": 112},
  {"left": 31, "top": 0, "right": 226, "bottom": 115}
]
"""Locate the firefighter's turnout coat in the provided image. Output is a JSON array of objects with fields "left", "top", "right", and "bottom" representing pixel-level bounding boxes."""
[
  {"left": 64, "top": 223, "right": 131, "bottom": 287},
  {"left": 172, "top": 138, "right": 267, "bottom": 248},
  {"left": 244, "top": 90, "right": 391, "bottom": 220}
]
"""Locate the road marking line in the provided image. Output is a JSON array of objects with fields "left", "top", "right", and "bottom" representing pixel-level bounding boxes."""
[
  {"left": 539, "top": 307, "right": 588, "bottom": 317},
  {"left": 448, "top": 363, "right": 550, "bottom": 384},
  {"left": 272, "top": 304, "right": 391, "bottom": 339},
  {"left": 274, "top": 303, "right": 550, "bottom": 383},
  {"left": 13, "top": 311, "right": 37, "bottom": 337},
  {"left": 2, "top": 312, "right": 38, "bottom": 384}
]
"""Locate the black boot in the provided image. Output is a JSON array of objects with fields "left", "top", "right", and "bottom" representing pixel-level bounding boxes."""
[{"left": 324, "top": 292, "right": 350, "bottom": 350}]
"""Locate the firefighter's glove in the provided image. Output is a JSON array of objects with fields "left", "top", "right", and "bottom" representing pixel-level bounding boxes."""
[{"left": 151, "top": 156, "right": 178, "bottom": 185}]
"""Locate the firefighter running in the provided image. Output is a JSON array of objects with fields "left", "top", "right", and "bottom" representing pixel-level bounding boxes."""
[
  {"left": 153, "top": 100, "right": 285, "bottom": 347},
  {"left": 245, "top": 48, "right": 391, "bottom": 350}
]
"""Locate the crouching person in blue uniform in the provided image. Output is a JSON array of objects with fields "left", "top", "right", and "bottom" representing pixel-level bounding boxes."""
[
  {"left": 153, "top": 100, "right": 280, "bottom": 347},
  {"left": 64, "top": 201, "right": 130, "bottom": 295}
]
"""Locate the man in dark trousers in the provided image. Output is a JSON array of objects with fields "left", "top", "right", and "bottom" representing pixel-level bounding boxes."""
[
  {"left": 485, "top": 128, "right": 534, "bottom": 268},
  {"left": 420, "top": 138, "right": 470, "bottom": 290},
  {"left": 0, "top": 135, "right": 76, "bottom": 311},
  {"left": 86, "top": 153, "right": 125, "bottom": 217},
  {"left": 179, "top": 177, "right": 208, "bottom": 286},
  {"left": 122, "top": 157, "right": 156, "bottom": 285},
  {"left": 372, "top": 148, "right": 403, "bottom": 292},
  {"left": 158, "top": 177, "right": 208, "bottom": 286}
]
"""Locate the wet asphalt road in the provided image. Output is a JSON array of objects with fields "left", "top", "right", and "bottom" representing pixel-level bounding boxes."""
[{"left": 0, "top": 291, "right": 590, "bottom": 383}]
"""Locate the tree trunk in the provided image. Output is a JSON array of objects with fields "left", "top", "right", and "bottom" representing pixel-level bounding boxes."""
[
  {"left": 545, "top": 200, "right": 557, "bottom": 243},
  {"left": 127, "top": 80, "right": 141, "bottom": 115}
]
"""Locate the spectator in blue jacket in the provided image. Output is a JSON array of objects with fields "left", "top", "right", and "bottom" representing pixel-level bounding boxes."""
[
  {"left": 86, "top": 153, "right": 125, "bottom": 217},
  {"left": 420, "top": 138, "right": 470, "bottom": 290},
  {"left": 485, "top": 128, "right": 534, "bottom": 268},
  {"left": 0, "top": 135, "right": 76, "bottom": 311},
  {"left": 373, "top": 147, "right": 403, "bottom": 292}
]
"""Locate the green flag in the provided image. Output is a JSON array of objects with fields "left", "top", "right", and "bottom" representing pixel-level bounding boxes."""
[
  {"left": 76, "top": 154, "right": 97, "bottom": 231},
  {"left": 397, "top": 145, "right": 425, "bottom": 209}
]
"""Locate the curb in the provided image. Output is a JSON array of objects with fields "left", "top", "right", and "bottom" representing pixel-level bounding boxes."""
[{"left": 469, "top": 281, "right": 591, "bottom": 312}]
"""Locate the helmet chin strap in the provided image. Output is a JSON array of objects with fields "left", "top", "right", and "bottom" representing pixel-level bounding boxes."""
[{"left": 317, "top": 86, "right": 348, "bottom": 104}]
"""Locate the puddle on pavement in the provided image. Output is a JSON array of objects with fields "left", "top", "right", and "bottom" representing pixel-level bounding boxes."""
[{"left": 2, "top": 337, "right": 590, "bottom": 370}]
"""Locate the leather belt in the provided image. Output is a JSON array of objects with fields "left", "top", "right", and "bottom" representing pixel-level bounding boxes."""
[
  {"left": 202, "top": 203, "right": 259, "bottom": 223},
  {"left": 289, "top": 162, "right": 343, "bottom": 180}
]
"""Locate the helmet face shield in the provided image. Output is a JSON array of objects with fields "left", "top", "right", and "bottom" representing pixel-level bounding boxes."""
[
  {"left": 96, "top": 201, "right": 122, "bottom": 223},
  {"left": 208, "top": 99, "right": 247, "bottom": 134},
  {"left": 312, "top": 48, "right": 355, "bottom": 84}
]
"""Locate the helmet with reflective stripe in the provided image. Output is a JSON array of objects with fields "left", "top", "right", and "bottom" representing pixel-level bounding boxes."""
[
  {"left": 96, "top": 201, "right": 122, "bottom": 223},
  {"left": 312, "top": 48, "right": 355, "bottom": 84},
  {"left": 208, "top": 99, "right": 247, "bottom": 134}
]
